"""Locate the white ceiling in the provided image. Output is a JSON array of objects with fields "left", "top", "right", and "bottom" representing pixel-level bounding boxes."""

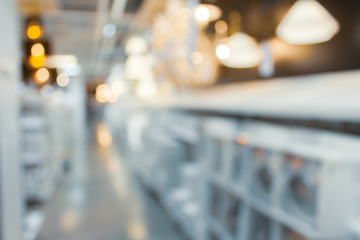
[{"left": 18, "top": 0, "right": 165, "bottom": 80}]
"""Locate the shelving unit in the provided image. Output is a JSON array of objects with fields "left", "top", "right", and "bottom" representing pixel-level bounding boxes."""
[
  {"left": 20, "top": 90, "right": 74, "bottom": 240},
  {"left": 124, "top": 108, "right": 360, "bottom": 240},
  {"left": 120, "top": 70, "right": 360, "bottom": 240},
  {"left": 202, "top": 120, "right": 360, "bottom": 240}
]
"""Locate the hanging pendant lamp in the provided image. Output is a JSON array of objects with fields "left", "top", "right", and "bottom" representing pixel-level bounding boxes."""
[
  {"left": 217, "top": 33, "right": 262, "bottom": 68},
  {"left": 276, "top": 0, "right": 340, "bottom": 45}
]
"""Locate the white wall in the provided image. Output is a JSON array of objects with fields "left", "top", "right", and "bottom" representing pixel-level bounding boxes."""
[{"left": 0, "top": 0, "right": 23, "bottom": 239}]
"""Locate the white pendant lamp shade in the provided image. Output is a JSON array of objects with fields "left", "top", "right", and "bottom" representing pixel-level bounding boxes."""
[
  {"left": 276, "top": 0, "right": 340, "bottom": 45},
  {"left": 218, "top": 33, "right": 262, "bottom": 68}
]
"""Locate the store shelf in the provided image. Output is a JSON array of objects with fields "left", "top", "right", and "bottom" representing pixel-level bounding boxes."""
[{"left": 125, "top": 107, "right": 360, "bottom": 240}]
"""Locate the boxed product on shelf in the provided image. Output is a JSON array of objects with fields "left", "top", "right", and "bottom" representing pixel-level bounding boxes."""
[
  {"left": 20, "top": 91, "right": 73, "bottom": 202},
  {"left": 247, "top": 209, "right": 272, "bottom": 240},
  {"left": 207, "top": 183, "right": 225, "bottom": 223},
  {"left": 224, "top": 192, "right": 243, "bottom": 237},
  {"left": 249, "top": 147, "right": 278, "bottom": 203},
  {"left": 280, "top": 153, "right": 320, "bottom": 221},
  {"left": 200, "top": 118, "right": 360, "bottom": 240},
  {"left": 243, "top": 121, "right": 360, "bottom": 239},
  {"left": 127, "top": 108, "right": 360, "bottom": 240}
]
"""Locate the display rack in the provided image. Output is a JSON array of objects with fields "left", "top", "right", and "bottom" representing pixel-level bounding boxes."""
[
  {"left": 120, "top": 70, "right": 360, "bottom": 240},
  {"left": 125, "top": 107, "right": 360, "bottom": 240},
  {"left": 20, "top": 91, "right": 73, "bottom": 240}
]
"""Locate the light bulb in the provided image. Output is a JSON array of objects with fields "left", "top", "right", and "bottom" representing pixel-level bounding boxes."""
[{"left": 216, "top": 44, "right": 230, "bottom": 60}]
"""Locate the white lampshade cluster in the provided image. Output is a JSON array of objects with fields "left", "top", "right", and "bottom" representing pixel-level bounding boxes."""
[{"left": 215, "top": 0, "right": 340, "bottom": 69}]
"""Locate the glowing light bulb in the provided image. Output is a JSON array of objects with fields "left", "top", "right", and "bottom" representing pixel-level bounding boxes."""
[
  {"left": 97, "top": 123, "right": 112, "bottom": 147},
  {"left": 56, "top": 73, "right": 70, "bottom": 87},
  {"left": 195, "top": 4, "right": 222, "bottom": 23},
  {"left": 27, "top": 25, "right": 43, "bottom": 40},
  {"left": 34, "top": 68, "right": 50, "bottom": 84},
  {"left": 29, "top": 55, "right": 45, "bottom": 68},
  {"left": 216, "top": 44, "right": 230, "bottom": 60},
  {"left": 31, "top": 43, "right": 45, "bottom": 57},
  {"left": 220, "top": 33, "right": 262, "bottom": 68},
  {"left": 215, "top": 20, "right": 228, "bottom": 34},
  {"left": 95, "top": 84, "right": 111, "bottom": 103},
  {"left": 195, "top": 6, "right": 210, "bottom": 22}
]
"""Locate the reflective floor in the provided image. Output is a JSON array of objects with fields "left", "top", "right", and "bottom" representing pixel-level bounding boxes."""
[{"left": 37, "top": 129, "right": 183, "bottom": 240}]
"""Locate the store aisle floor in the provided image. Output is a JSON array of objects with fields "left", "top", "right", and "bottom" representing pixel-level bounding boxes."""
[{"left": 37, "top": 130, "right": 184, "bottom": 240}]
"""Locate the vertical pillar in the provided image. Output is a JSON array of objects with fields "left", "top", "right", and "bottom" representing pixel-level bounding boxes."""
[
  {"left": 0, "top": 0, "right": 23, "bottom": 240},
  {"left": 66, "top": 74, "right": 88, "bottom": 179}
]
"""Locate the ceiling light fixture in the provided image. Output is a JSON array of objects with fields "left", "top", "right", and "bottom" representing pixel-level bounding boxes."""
[
  {"left": 34, "top": 68, "right": 50, "bottom": 84},
  {"left": 31, "top": 43, "right": 45, "bottom": 57},
  {"left": 276, "top": 0, "right": 340, "bottom": 45},
  {"left": 218, "top": 33, "right": 262, "bottom": 68},
  {"left": 194, "top": 4, "right": 222, "bottom": 23},
  {"left": 216, "top": 44, "right": 230, "bottom": 60},
  {"left": 56, "top": 73, "right": 70, "bottom": 87}
]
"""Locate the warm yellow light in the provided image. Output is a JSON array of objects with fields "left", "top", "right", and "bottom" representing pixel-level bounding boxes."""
[
  {"left": 190, "top": 51, "right": 203, "bottom": 65},
  {"left": 215, "top": 20, "right": 228, "bottom": 34},
  {"left": 195, "top": 4, "right": 222, "bottom": 23},
  {"left": 268, "top": 37, "right": 307, "bottom": 61},
  {"left": 276, "top": 0, "right": 340, "bottom": 45},
  {"left": 95, "top": 94, "right": 107, "bottom": 103},
  {"left": 96, "top": 83, "right": 117, "bottom": 103},
  {"left": 56, "top": 73, "right": 70, "bottom": 87},
  {"left": 216, "top": 44, "right": 230, "bottom": 60},
  {"left": 96, "top": 84, "right": 110, "bottom": 98},
  {"left": 29, "top": 55, "right": 45, "bottom": 68},
  {"left": 106, "top": 93, "right": 119, "bottom": 103},
  {"left": 195, "top": 6, "right": 210, "bottom": 22},
  {"left": 34, "top": 68, "right": 50, "bottom": 84},
  {"left": 97, "top": 123, "right": 112, "bottom": 147},
  {"left": 237, "top": 132, "right": 249, "bottom": 145},
  {"left": 220, "top": 33, "right": 262, "bottom": 68},
  {"left": 31, "top": 43, "right": 45, "bottom": 57},
  {"left": 27, "top": 25, "right": 43, "bottom": 40}
]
